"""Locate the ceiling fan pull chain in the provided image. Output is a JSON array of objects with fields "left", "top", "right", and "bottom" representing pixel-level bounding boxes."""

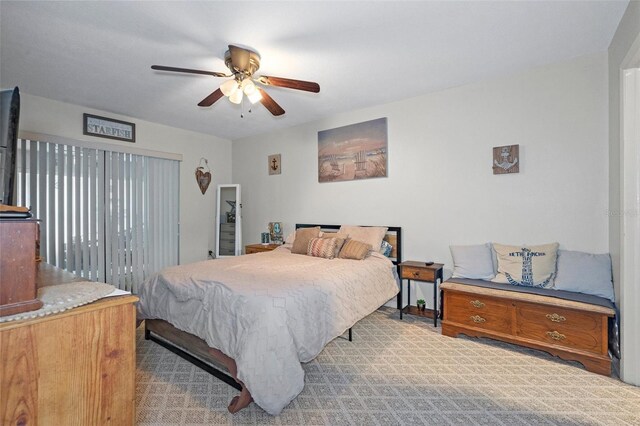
[{"left": 240, "top": 97, "right": 244, "bottom": 118}]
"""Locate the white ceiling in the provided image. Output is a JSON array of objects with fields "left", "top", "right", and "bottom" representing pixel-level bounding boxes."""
[{"left": 0, "top": 1, "right": 628, "bottom": 141}]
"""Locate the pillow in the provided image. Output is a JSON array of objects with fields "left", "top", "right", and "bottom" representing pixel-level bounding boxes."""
[
  {"left": 450, "top": 243, "right": 495, "bottom": 280},
  {"left": 338, "top": 239, "right": 371, "bottom": 260},
  {"left": 291, "top": 227, "right": 321, "bottom": 254},
  {"left": 379, "top": 240, "right": 393, "bottom": 257},
  {"left": 492, "top": 242, "right": 559, "bottom": 288},
  {"left": 284, "top": 232, "right": 296, "bottom": 244},
  {"left": 554, "top": 250, "right": 615, "bottom": 302},
  {"left": 321, "top": 232, "right": 347, "bottom": 256},
  {"left": 307, "top": 237, "right": 340, "bottom": 259},
  {"left": 337, "top": 225, "right": 388, "bottom": 251},
  {"left": 320, "top": 232, "right": 339, "bottom": 238}
]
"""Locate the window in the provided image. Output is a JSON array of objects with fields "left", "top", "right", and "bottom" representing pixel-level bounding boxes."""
[{"left": 16, "top": 138, "right": 180, "bottom": 292}]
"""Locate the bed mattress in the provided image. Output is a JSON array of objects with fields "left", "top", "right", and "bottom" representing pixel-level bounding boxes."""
[{"left": 137, "top": 246, "right": 399, "bottom": 414}]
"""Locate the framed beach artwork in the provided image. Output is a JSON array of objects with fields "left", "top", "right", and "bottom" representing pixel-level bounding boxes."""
[{"left": 318, "top": 117, "right": 388, "bottom": 183}]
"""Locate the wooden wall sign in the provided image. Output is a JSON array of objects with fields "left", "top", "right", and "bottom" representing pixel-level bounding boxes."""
[
  {"left": 493, "top": 144, "right": 519, "bottom": 174},
  {"left": 83, "top": 113, "right": 136, "bottom": 142}
]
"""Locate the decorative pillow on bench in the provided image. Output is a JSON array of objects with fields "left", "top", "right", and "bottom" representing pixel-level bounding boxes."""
[
  {"left": 554, "top": 250, "right": 615, "bottom": 302},
  {"left": 450, "top": 243, "right": 495, "bottom": 280},
  {"left": 492, "top": 243, "right": 559, "bottom": 288}
]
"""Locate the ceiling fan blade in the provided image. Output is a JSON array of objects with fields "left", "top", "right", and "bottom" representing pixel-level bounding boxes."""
[
  {"left": 257, "top": 88, "right": 285, "bottom": 116},
  {"left": 228, "top": 45, "right": 250, "bottom": 72},
  {"left": 258, "top": 76, "right": 320, "bottom": 93},
  {"left": 151, "top": 65, "right": 228, "bottom": 78},
  {"left": 198, "top": 88, "right": 224, "bottom": 107}
]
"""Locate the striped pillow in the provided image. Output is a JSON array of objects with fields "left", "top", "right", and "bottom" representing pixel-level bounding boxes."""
[
  {"left": 307, "top": 237, "right": 340, "bottom": 259},
  {"left": 321, "top": 232, "right": 347, "bottom": 256},
  {"left": 338, "top": 239, "right": 371, "bottom": 260}
]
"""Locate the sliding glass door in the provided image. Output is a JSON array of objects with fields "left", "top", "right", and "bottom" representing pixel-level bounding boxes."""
[{"left": 15, "top": 138, "right": 179, "bottom": 292}]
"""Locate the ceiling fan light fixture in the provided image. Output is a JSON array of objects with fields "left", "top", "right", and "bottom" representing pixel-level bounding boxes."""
[
  {"left": 229, "top": 89, "right": 243, "bottom": 104},
  {"left": 152, "top": 44, "right": 319, "bottom": 116},
  {"left": 247, "top": 89, "right": 262, "bottom": 104},
  {"left": 220, "top": 79, "right": 239, "bottom": 96},
  {"left": 242, "top": 79, "right": 257, "bottom": 95}
]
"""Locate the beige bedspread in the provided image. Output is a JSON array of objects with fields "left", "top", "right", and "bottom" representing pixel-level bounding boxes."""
[{"left": 137, "top": 246, "right": 399, "bottom": 414}]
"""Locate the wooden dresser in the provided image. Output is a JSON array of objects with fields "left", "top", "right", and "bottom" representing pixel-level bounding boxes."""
[
  {"left": 0, "top": 264, "right": 138, "bottom": 425},
  {"left": 441, "top": 281, "right": 615, "bottom": 375}
]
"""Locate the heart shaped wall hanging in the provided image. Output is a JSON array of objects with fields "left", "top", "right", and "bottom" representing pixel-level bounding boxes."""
[{"left": 195, "top": 158, "right": 212, "bottom": 195}]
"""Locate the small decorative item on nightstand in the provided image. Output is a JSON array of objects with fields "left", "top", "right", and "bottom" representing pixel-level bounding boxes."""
[
  {"left": 268, "top": 222, "right": 283, "bottom": 244},
  {"left": 417, "top": 299, "right": 426, "bottom": 312},
  {"left": 260, "top": 232, "right": 270, "bottom": 244}
]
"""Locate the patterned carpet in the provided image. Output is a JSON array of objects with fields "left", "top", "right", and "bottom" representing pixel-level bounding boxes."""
[{"left": 136, "top": 308, "right": 640, "bottom": 425}]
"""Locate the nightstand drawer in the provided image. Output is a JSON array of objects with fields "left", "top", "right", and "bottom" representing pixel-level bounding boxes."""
[{"left": 401, "top": 266, "right": 435, "bottom": 281}]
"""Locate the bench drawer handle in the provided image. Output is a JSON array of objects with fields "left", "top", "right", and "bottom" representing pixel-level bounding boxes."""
[
  {"left": 546, "top": 313, "right": 566, "bottom": 323},
  {"left": 470, "top": 315, "right": 486, "bottom": 323},
  {"left": 546, "top": 331, "right": 566, "bottom": 341},
  {"left": 470, "top": 300, "right": 485, "bottom": 308}
]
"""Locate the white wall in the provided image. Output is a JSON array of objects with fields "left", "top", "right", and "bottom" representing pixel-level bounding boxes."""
[
  {"left": 233, "top": 53, "right": 609, "bottom": 307},
  {"left": 18, "top": 94, "right": 232, "bottom": 265},
  {"left": 608, "top": 0, "right": 640, "bottom": 386}
]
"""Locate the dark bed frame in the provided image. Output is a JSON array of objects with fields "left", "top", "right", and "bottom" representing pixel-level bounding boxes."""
[{"left": 145, "top": 224, "right": 402, "bottom": 391}]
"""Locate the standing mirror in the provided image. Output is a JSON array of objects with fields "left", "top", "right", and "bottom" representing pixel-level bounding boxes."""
[{"left": 215, "top": 184, "right": 242, "bottom": 257}]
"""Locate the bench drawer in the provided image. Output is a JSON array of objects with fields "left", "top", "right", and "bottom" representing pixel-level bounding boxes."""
[
  {"left": 515, "top": 303, "right": 604, "bottom": 353},
  {"left": 445, "top": 291, "right": 512, "bottom": 334}
]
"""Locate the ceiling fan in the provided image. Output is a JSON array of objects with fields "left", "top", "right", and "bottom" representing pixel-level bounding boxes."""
[{"left": 151, "top": 45, "right": 320, "bottom": 117}]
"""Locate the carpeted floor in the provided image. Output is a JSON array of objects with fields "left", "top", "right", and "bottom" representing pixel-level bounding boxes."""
[{"left": 136, "top": 308, "right": 640, "bottom": 425}]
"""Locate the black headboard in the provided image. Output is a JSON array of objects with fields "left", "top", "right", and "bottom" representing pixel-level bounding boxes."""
[{"left": 295, "top": 224, "right": 402, "bottom": 269}]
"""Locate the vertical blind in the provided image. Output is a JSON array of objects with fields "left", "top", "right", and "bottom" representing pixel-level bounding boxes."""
[{"left": 15, "top": 138, "right": 179, "bottom": 292}]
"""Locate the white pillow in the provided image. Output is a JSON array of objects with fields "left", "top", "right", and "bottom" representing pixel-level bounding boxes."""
[
  {"left": 554, "top": 250, "right": 615, "bottom": 302},
  {"left": 450, "top": 244, "right": 495, "bottom": 280},
  {"left": 337, "top": 225, "right": 388, "bottom": 250}
]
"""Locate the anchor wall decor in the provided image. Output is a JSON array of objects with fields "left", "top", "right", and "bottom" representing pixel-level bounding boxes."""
[
  {"left": 492, "top": 144, "right": 519, "bottom": 175},
  {"left": 268, "top": 154, "right": 281, "bottom": 175},
  {"left": 195, "top": 157, "right": 212, "bottom": 194}
]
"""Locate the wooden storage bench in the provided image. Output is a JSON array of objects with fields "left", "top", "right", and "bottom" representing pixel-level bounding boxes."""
[{"left": 441, "top": 280, "right": 615, "bottom": 375}]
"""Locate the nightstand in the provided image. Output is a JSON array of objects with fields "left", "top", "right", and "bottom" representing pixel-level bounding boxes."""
[
  {"left": 398, "top": 261, "right": 444, "bottom": 326},
  {"left": 245, "top": 243, "right": 281, "bottom": 254}
]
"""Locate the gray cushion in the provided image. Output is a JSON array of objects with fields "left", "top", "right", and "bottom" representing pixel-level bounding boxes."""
[
  {"left": 446, "top": 277, "right": 615, "bottom": 310},
  {"left": 554, "top": 250, "right": 615, "bottom": 302},
  {"left": 450, "top": 243, "right": 495, "bottom": 280}
]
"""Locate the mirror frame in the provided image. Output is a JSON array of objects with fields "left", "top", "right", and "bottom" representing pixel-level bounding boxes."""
[{"left": 215, "top": 184, "right": 242, "bottom": 257}]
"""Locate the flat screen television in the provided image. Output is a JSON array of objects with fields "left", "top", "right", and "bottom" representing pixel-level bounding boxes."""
[{"left": 0, "top": 87, "right": 20, "bottom": 206}]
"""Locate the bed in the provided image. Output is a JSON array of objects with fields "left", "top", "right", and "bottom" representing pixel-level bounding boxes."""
[{"left": 138, "top": 224, "right": 402, "bottom": 415}]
